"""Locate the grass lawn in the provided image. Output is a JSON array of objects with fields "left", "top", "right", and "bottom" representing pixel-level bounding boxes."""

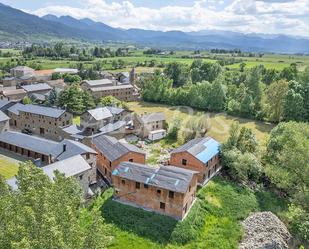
[
  {"left": 96, "top": 176, "right": 288, "bottom": 249},
  {"left": 127, "top": 101, "right": 274, "bottom": 145},
  {"left": 73, "top": 115, "right": 81, "bottom": 125},
  {"left": 0, "top": 155, "right": 19, "bottom": 179}
]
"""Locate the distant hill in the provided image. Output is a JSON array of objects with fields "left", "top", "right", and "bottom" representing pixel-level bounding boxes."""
[{"left": 1, "top": 3, "right": 309, "bottom": 53}]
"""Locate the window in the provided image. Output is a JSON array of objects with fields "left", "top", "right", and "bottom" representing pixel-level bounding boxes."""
[
  {"left": 157, "top": 189, "right": 161, "bottom": 194},
  {"left": 182, "top": 159, "right": 187, "bottom": 166},
  {"left": 189, "top": 185, "right": 191, "bottom": 192},
  {"left": 144, "top": 184, "right": 149, "bottom": 189},
  {"left": 79, "top": 174, "right": 83, "bottom": 180},
  {"left": 129, "top": 158, "right": 133, "bottom": 162},
  {"left": 86, "top": 154, "right": 90, "bottom": 160},
  {"left": 160, "top": 202, "right": 165, "bottom": 210},
  {"left": 135, "top": 182, "right": 140, "bottom": 189},
  {"left": 121, "top": 179, "right": 125, "bottom": 185},
  {"left": 109, "top": 161, "right": 112, "bottom": 167},
  {"left": 169, "top": 191, "right": 174, "bottom": 199}
]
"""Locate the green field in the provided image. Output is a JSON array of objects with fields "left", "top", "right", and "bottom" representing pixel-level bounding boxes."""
[
  {"left": 1, "top": 49, "right": 309, "bottom": 73},
  {"left": 0, "top": 155, "right": 19, "bottom": 179},
  {"left": 97, "top": 176, "right": 287, "bottom": 249},
  {"left": 128, "top": 101, "right": 274, "bottom": 144}
]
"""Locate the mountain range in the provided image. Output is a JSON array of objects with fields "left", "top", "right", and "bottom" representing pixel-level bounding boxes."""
[{"left": 0, "top": 2, "right": 309, "bottom": 53}]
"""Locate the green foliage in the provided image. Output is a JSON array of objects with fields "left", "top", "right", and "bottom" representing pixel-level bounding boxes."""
[
  {"left": 0, "top": 161, "right": 110, "bottom": 249},
  {"left": 264, "top": 80, "right": 289, "bottom": 122},
  {"left": 177, "top": 114, "right": 210, "bottom": 144},
  {"left": 283, "top": 81, "right": 305, "bottom": 121},
  {"left": 58, "top": 84, "right": 95, "bottom": 114},
  {"left": 286, "top": 204, "right": 309, "bottom": 242},
  {"left": 265, "top": 122, "right": 309, "bottom": 209},
  {"left": 22, "top": 96, "right": 32, "bottom": 105},
  {"left": 51, "top": 72, "right": 62, "bottom": 80},
  {"left": 164, "top": 62, "right": 190, "bottom": 87},
  {"left": 63, "top": 73, "right": 82, "bottom": 83},
  {"left": 99, "top": 95, "right": 127, "bottom": 109},
  {"left": 222, "top": 122, "right": 262, "bottom": 183}
]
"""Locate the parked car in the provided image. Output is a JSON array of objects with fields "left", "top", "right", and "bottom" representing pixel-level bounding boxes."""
[{"left": 21, "top": 129, "right": 32, "bottom": 135}]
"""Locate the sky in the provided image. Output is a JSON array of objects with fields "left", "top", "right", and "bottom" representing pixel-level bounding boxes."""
[{"left": 2, "top": 0, "right": 309, "bottom": 37}]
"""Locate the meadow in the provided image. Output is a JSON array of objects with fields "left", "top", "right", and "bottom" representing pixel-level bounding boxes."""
[
  {"left": 127, "top": 101, "right": 274, "bottom": 145},
  {"left": 2, "top": 48, "right": 309, "bottom": 73},
  {"left": 0, "top": 154, "right": 19, "bottom": 179}
]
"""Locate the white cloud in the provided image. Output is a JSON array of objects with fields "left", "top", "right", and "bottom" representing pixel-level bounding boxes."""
[{"left": 29, "top": 0, "right": 309, "bottom": 36}]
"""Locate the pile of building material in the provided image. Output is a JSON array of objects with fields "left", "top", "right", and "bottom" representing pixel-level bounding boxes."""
[{"left": 239, "top": 212, "right": 291, "bottom": 249}]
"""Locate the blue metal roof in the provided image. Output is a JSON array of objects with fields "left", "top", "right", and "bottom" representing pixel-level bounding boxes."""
[{"left": 195, "top": 138, "right": 220, "bottom": 164}]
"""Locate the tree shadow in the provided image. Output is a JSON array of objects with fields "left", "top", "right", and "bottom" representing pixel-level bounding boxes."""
[{"left": 101, "top": 197, "right": 178, "bottom": 245}]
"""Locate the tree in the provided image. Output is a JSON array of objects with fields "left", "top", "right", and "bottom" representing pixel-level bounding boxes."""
[
  {"left": 0, "top": 162, "right": 110, "bottom": 249},
  {"left": 58, "top": 84, "right": 87, "bottom": 114},
  {"left": 245, "top": 66, "right": 263, "bottom": 111},
  {"left": 22, "top": 96, "right": 32, "bottom": 105},
  {"left": 265, "top": 122, "right": 309, "bottom": 210},
  {"left": 64, "top": 74, "right": 82, "bottom": 84},
  {"left": 164, "top": 62, "right": 190, "bottom": 87},
  {"left": 177, "top": 114, "right": 210, "bottom": 144},
  {"left": 222, "top": 149, "right": 262, "bottom": 182},
  {"left": 239, "top": 62, "right": 246, "bottom": 72},
  {"left": 47, "top": 87, "right": 58, "bottom": 106},
  {"left": 221, "top": 122, "right": 261, "bottom": 183},
  {"left": 264, "top": 80, "right": 289, "bottom": 122},
  {"left": 51, "top": 72, "right": 62, "bottom": 80},
  {"left": 207, "top": 77, "right": 226, "bottom": 112},
  {"left": 283, "top": 81, "right": 305, "bottom": 121}
]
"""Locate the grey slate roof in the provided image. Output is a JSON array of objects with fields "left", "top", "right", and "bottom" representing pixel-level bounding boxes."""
[
  {"left": 6, "top": 155, "right": 91, "bottom": 190},
  {"left": 0, "top": 131, "right": 96, "bottom": 160},
  {"left": 21, "top": 83, "right": 52, "bottom": 93},
  {"left": 62, "top": 124, "right": 84, "bottom": 135},
  {"left": 0, "top": 99, "right": 14, "bottom": 111},
  {"left": 141, "top": 112, "right": 166, "bottom": 124},
  {"left": 171, "top": 137, "right": 220, "bottom": 164},
  {"left": 87, "top": 107, "right": 113, "bottom": 121},
  {"left": 93, "top": 135, "right": 145, "bottom": 161},
  {"left": 113, "top": 162, "right": 196, "bottom": 193},
  {"left": 106, "top": 106, "right": 124, "bottom": 115},
  {"left": 171, "top": 137, "right": 206, "bottom": 154},
  {"left": 52, "top": 139, "right": 97, "bottom": 161},
  {"left": 43, "top": 155, "right": 91, "bottom": 179},
  {"left": 0, "top": 131, "right": 58, "bottom": 156},
  {"left": 8, "top": 103, "right": 66, "bottom": 118},
  {"left": 84, "top": 79, "right": 114, "bottom": 87},
  {"left": 0, "top": 110, "right": 10, "bottom": 122},
  {"left": 90, "top": 84, "right": 133, "bottom": 92},
  {"left": 99, "top": 120, "right": 126, "bottom": 134},
  {"left": 29, "top": 93, "right": 46, "bottom": 101}
]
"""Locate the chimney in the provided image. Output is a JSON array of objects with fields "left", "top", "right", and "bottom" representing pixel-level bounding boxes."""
[{"left": 63, "top": 143, "right": 67, "bottom": 152}]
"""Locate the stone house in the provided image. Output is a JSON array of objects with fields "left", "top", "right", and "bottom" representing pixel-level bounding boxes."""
[
  {"left": 21, "top": 83, "right": 52, "bottom": 95},
  {"left": 81, "top": 79, "right": 115, "bottom": 90},
  {"left": 0, "top": 131, "right": 97, "bottom": 177},
  {"left": 1, "top": 88, "right": 27, "bottom": 101},
  {"left": 7, "top": 103, "right": 73, "bottom": 141},
  {"left": 134, "top": 112, "right": 166, "bottom": 138},
  {"left": 80, "top": 107, "right": 113, "bottom": 133},
  {"left": 6, "top": 155, "right": 93, "bottom": 197},
  {"left": 112, "top": 162, "right": 198, "bottom": 220},
  {"left": 10, "top": 66, "right": 35, "bottom": 78},
  {"left": 92, "top": 135, "right": 145, "bottom": 182},
  {"left": 90, "top": 84, "right": 136, "bottom": 101},
  {"left": 169, "top": 137, "right": 221, "bottom": 185},
  {"left": 0, "top": 110, "right": 10, "bottom": 133}
]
